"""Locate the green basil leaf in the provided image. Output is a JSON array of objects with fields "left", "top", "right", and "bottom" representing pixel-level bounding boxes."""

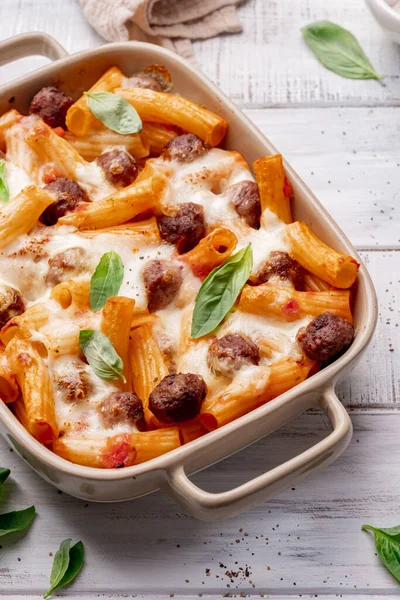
[
  {"left": 85, "top": 91, "right": 142, "bottom": 134},
  {"left": 0, "top": 505, "right": 35, "bottom": 536},
  {"left": 362, "top": 524, "right": 400, "bottom": 583},
  {"left": 302, "top": 21, "right": 382, "bottom": 80},
  {"left": 90, "top": 251, "right": 124, "bottom": 312},
  {"left": 0, "top": 467, "right": 10, "bottom": 488},
  {"left": 191, "top": 244, "right": 253, "bottom": 339},
  {"left": 0, "top": 159, "right": 9, "bottom": 204},
  {"left": 44, "top": 539, "right": 84, "bottom": 598},
  {"left": 79, "top": 329, "right": 126, "bottom": 383}
]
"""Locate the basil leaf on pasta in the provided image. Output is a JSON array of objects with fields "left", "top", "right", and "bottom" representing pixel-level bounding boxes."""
[
  {"left": 90, "top": 251, "right": 124, "bottom": 312},
  {"left": 79, "top": 329, "right": 126, "bottom": 383},
  {"left": 191, "top": 244, "right": 253, "bottom": 339},
  {"left": 0, "top": 159, "right": 9, "bottom": 204},
  {"left": 302, "top": 21, "right": 382, "bottom": 80},
  {"left": 0, "top": 505, "right": 35, "bottom": 537},
  {"left": 44, "top": 539, "right": 84, "bottom": 598},
  {"left": 85, "top": 91, "right": 142, "bottom": 134}
]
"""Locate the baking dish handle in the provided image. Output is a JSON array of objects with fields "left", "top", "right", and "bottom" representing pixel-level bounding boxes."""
[
  {"left": 165, "top": 385, "right": 352, "bottom": 520},
  {"left": 0, "top": 32, "right": 68, "bottom": 68}
]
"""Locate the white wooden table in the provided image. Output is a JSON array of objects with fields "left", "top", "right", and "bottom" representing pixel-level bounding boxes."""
[{"left": 0, "top": 0, "right": 399, "bottom": 598}]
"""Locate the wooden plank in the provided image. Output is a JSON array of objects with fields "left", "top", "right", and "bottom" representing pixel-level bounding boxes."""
[
  {"left": 0, "top": 0, "right": 399, "bottom": 109},
  {"left": 0, "top": 411, "right": 399, "bottom": 597},
  {"left": 244, "top": 107, "right": 400, "bottom": 248},
  {"left": 193, "top": 0, "right": 400, "bottom": 107},
  {"left": 339, "top": 251, "right": 399, "bottom": 408}
]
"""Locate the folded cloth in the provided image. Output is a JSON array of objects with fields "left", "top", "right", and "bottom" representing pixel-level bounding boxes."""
[{"left": 79, "top": 0, "right": 245, "bottom": 60}]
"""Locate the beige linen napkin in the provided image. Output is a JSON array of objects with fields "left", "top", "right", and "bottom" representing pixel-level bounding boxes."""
[{"left": 79, "top": 0, "right": 245, "bottom": 60}]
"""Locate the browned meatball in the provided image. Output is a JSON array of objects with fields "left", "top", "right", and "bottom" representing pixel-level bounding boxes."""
[
  {"left": 163, "top": 134, "right": 207, "bottom": 163},
  {"left": 256, "top": 251, "right": 305, "bottom": 290},
  {"left": 0, "top": 284, "right": 24, "bottom": 329},
  {"left": 40, "top": 178, "right": 90, "bottom": 226},
  {"left": 125, "top": 74, "right": 162, "bottom": 91},
  {"left": 29, "top": 86, "right": 74, "bottom": 128},
  {"left": 207, "top": 333, "right": 260, "bottom": 377},
  {"left": 157, "top": 203, "right": 206, "bottom": 254},
  {"left": 46, "top": 247, "right": 87, "bottom": 286},
  {"left": 54, "top": 364, "right": 92, "bottom": 402},
  {"left": 143, "top": 259, "right": 182, "bottom": 312},
  {"left": 297, "top": 312, "right": 354, "bottom": 363},
  {"left": 97, "top": 149, "right": 138, "bottom": 187},
  {"left": 149, "top": 373, "right": 207, "bottom": 423},
  {"left": 100, "top": 391, "right": 146, "bottom": 431},
  {"left": 226, "top": 180, "right": 261, "bottom": 229}
]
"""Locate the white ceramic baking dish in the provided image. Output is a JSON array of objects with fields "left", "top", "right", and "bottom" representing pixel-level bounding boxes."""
[{"left": 0, "top": 32, "right": 377, "bottom": 520}]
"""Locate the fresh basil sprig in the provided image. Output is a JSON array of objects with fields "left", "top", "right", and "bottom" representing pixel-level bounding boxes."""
[
  {"left": 191, "top": 244, "right": 253, "bottom": 339},
  {"left": 362, "top": 524, "right": 400, "bottom": 583},
  {"left": 79, "top": 329, "right": 126, "bottom": 383},
  {"left": 85, "top": 91, "right": 142, "bottom": 134},
  {"left": 43, "top": 538, "right": 84, "bottom": 599},
  {"left": 0, "top": 159, "right": 10, "bottom": 204},
  {"left": 302, "top": 21, "right": 382, "bottom": 80},
  {"left": 90, "top": 251, "right": 124, "bottom": 312},
  {"left": 0, "top": 505, "right": 35, "bottom": 536}
]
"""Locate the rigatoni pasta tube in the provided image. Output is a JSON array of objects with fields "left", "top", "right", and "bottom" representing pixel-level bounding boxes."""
[
  {"left": 129, "top": 324, "right": 169, "bottom": 426},
  {"left": 101, "top": 296, "right": 135, "bottom": 390},
  {"left": 58, "top": 172, "right": 167, "bottom": 229},
  {"left": 141, "top": 122, "right": 177, "bottom": 154},
  {"left": 0, "top": 109, "right": 21, "bottom": 150},
  {"left": 0, "top": 186, "right": 54, "bottom": 250},
  {"left": 182, "top": 228, "right": 237, "bottom": 278},
  {"left": 50, "top": 280, "right": 90, "bottom": 310},
  {"left": 6, "top": 335, "right": 58, "bottom": 444},
  {"left": 64, "top": 129, "right": 149, "bottom": 161},
  {"left": 66, "top": 67, "right": 124, "bottom": 136},
  {"left": 0, "top": 347, "right": 19, "bottom": 403},
  {"left": 25, "top": 120, "right": 88, "bottom": 178},
  {"left": 285, "top": 221, "right": 359, "bottom": 289},
  {"left": 200, "top": 356, "right": 315, "bottom": 431},
  {"left": 238, "top": 283, "right": 353, "bottom": 323},
  {"left": 0, "top": 303, "right": 49, "bottom": 346},
  {"left": 53, "top": 428, "right": 180, "bottom": 468},
  {"left": 116, "top": 88, "right": 228, "bottom": 146},
  {"left": 77, "top": 217, "right": 161, "bottom": 244},
  {"left": 253, "top": 154, "right": 292, "bottom": 224}
]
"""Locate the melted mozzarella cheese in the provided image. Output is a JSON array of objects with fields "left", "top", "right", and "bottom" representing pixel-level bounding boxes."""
[
  {"left": 1, "top": 144, "right": 315, "bottom": 440},
  {"left": 5, "top": 162, "right": 32, "bottom": 200}
]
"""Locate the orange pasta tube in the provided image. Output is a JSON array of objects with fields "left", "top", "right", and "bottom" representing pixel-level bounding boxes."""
[
  {"left": 285, "top": 221, "right": 359, "bottom": 289},
  {"left": 129, "top": 324, "right": 169, "bottom": 426},
  {"left": 53, "top": 428, "right": 180, "bottom": 468},
  {"left": 0, "top": 346, "right": 19, "bottom": 403},
  {"left": 0, "top": 303, "right": 49, "bottom": 346},
  {"left": 0, "top": 109, "right": 21, "bottom": 150},
  {"left": 101, "top": 296, "right": 135, "bottom": 390},
  {"left": 182, "top": 228, "right": 237, "bottom": 279},
  {"left": 304, "top": 272, "right": 335, "bottom": 292},
  {"left": 200, "top": 356, "right": 315, "bottom": 431},
  {"left": 116, "top": 88, "right": 227, "bottom": 146},
  {"left": 66, "top": 67, "right": 124, "bottom": 136},
  {"left": 6, "top": 335, "right": 58, "bottom": 444},
  {"left": 238, "top": 283, "right": 353, "bottom": 323},
  {"left": 64, "top": 129, "right": 149, "bottom": 161},
  {"left": 253, "top": 154, "right": 292, "bottom": 223},
  {"left": 25, "top": 120, "right": 88, "bottom": 178},
  {"left": 179, "top": 419, "right": 207, "bottom": 444},
  {"left": 77, "top": 217, "right": 161, "bottom": 244},
  {"left": 4, "top": 120, "right": 41, "bottom": 184},
  {"left": 59, "top": 172, "right": 167, "bottom": 229},
  {"left": 0, "top": 186, "right": 54, "bottom": 249},
  {"left": 50, "top": 280, "right": 90, "bottom": 310},
  {"left": 141, "top": 122, "right": 177, "bottom": 154}
]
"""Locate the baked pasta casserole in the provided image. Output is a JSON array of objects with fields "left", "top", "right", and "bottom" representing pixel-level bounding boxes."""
[{"left": 0, "top": 65, "right": 359, "bottom": 468}]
